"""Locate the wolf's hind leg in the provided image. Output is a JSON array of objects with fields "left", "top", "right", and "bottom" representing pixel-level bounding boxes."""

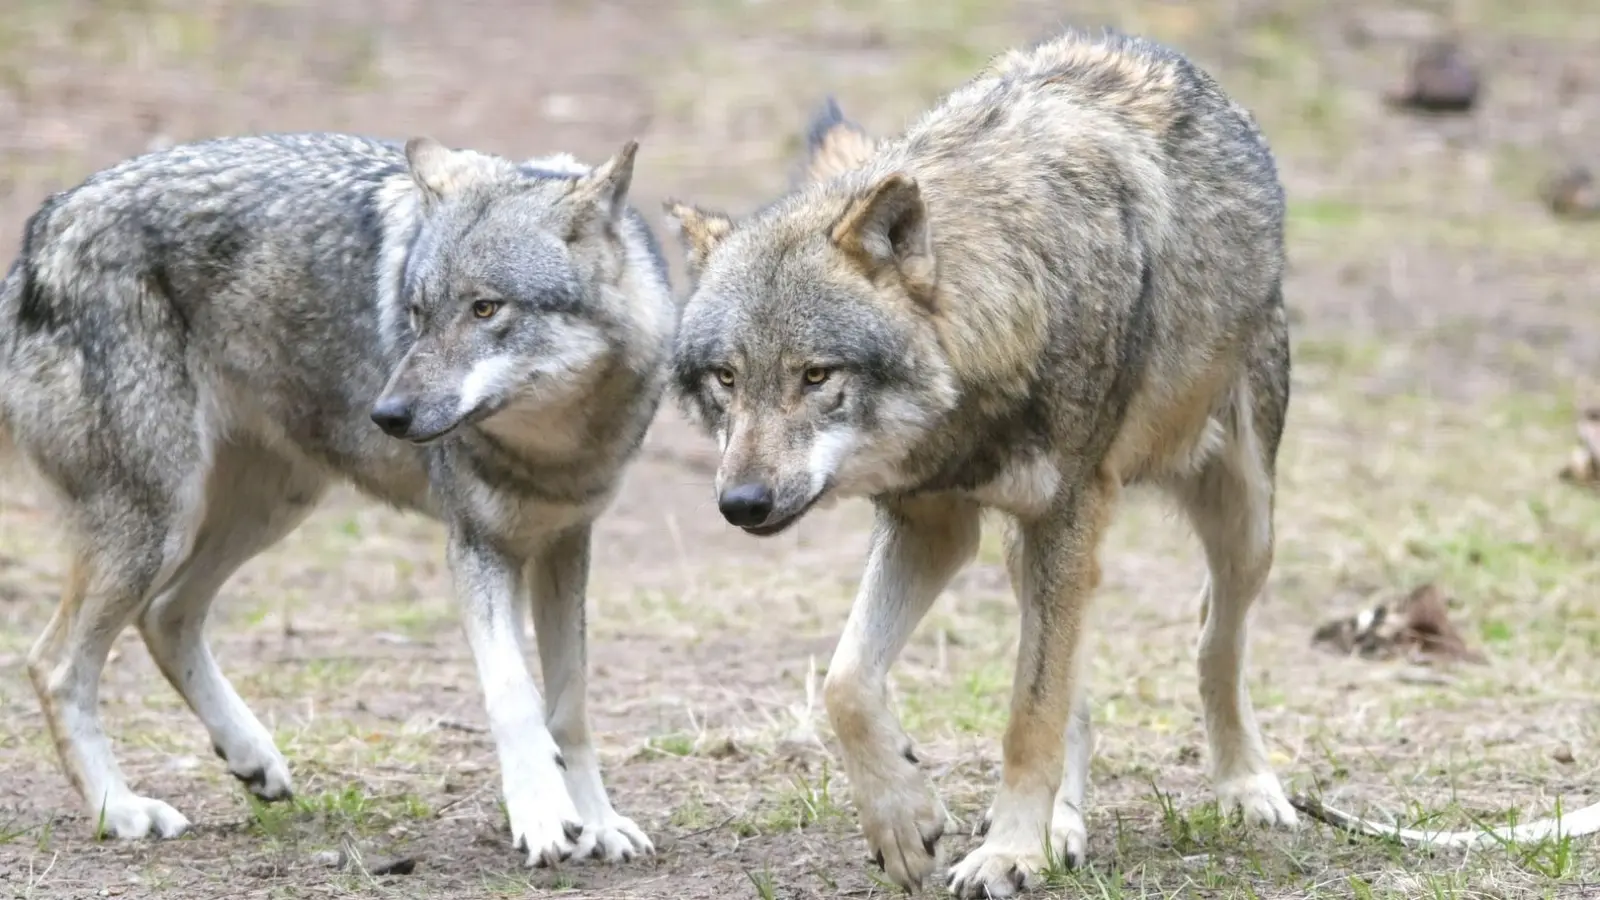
[
  {"left": 1169, "top": 374, "right": 1297, "bottom": 829},
  {"left": 28, "top": 489, "right": 202, "bottom": 839},
  {"left": 137, "top": 441, "right": 326, "bottom": 803}
]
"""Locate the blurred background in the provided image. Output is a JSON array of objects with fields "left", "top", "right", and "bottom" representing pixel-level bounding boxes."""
[{"left": 1, "top": 1, "right": 1597, "bottom": 898}]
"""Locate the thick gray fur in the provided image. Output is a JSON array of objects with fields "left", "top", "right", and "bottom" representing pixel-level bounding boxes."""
[{"left": 0, "top": 131, "right": 676, "bottom": 866}]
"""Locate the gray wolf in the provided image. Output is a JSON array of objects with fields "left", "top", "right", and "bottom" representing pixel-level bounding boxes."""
[
  {"left": 664, "top": 27, "right": 1298, "bottom": 897},
  {"left": 0, "top": 131, "right": 676, "bottom": 866}
]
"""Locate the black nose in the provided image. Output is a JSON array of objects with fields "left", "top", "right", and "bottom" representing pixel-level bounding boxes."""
[
  {"left": 370, "top": 395, "right": 414, "bottom": 437},
  {"left": 718, "top": 483, "right": 774, "bottom": 528}
]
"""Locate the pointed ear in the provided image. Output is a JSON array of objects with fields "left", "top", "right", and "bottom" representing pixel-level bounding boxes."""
[
  {"left": 405, "top": 137, "right": 493, "bottom": 206},
  {"left": 830, "top": 172, "right": 937, "bottom": 307},
  {"left": 662, "top": 199, "right": 735, "bottom": 285},
  {"left": 567, "top": 140, "right": 639, "bottom": 233}
]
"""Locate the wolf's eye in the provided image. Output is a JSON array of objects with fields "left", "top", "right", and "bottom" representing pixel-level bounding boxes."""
[
  {"left": 803, "top": 367, "right": 831, "bottom": 386},
  {"left": 471, "top": 299, "right": 502, "bottom": 319},
  {"left": 713, "top": 367, "right": 736, "bottom": 388}
]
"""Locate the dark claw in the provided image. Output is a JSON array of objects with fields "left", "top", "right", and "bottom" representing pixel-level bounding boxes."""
[
  {"left": 553, "top": 752, "right": 567, "bottom": 771},
  {"left": 562, "top": 820, "right": 584, "bottom": 843},
  {"left": 515, "top": 834, "right": 528, "bottom": 853},
  {"left": 621, "top": 850, "right": 634, "bottom": 863},
  {"left": 872, "top": 849, "right": 885, "bottom": 870},
  {"left": 212, "top": 743, "right": 227, "bottom": 761},
  {"left": 1010, "top": 865, "right": 1026, "bottom": 888},
  {"left": 977, "top": 814, "right": 992, "bottom": 837},
  {"left": 903, "top": 745, "right": 919, "bottom": 765},
  {"left": 558, "top": 848, "right": 571, "bottom": 863}
]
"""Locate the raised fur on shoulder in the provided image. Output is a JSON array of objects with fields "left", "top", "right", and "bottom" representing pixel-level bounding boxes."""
[
  {"left": 664, "top": 27, "right": 1296, "bottom": 897},
  {"left": 0, "top": 131, "right": 677, "bottom": 866}
]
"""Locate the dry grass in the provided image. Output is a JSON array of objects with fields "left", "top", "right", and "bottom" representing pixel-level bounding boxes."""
[{"left": 3, "top": 0, "right": 1600, "bottom": 898}]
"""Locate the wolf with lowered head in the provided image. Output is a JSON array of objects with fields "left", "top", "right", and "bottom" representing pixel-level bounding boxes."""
[
  {"left": 664, "top": 27, "right": 1298, "bottom": 898},
  {"left": 0, "top": 132, "right": 675, "bottom": 867}
]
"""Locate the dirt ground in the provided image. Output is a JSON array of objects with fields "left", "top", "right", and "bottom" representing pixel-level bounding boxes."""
[{"left": 2, "top": 0, "right": 1599, "bottom": 898}]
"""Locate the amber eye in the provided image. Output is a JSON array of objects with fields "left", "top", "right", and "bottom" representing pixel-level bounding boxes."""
[
  {"left": 714, "top": 367, "right": 736, "bottom": 387},
  {"left": 803, "top": 367, "right": 831, "bottom": 386},
  {"left": 472, "top": 299, "right": 501, "bottom": 319}
]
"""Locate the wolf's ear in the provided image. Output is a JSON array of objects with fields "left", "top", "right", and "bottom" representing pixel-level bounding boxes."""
[
  {"left": 662, "top": 200, "right": 734, "bottom": 286},
  {"left": 796, "top": 96, "right": 878, "bottom": 187},
  {"left": 567, "top": 140, "right": 640, "bottom": 237},
  {"left": 405, "top": 137, "right": 491, "bottom": 206},
  {"left": 831, "top": 172, "right": 936, "bottom": 308}
]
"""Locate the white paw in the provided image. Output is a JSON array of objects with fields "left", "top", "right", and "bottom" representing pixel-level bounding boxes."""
[
  {"left": 95, "top": 794, "right": 191, "bottom": 840},
  {"left": 216, "top": 737, "right": 293, "bottom": 801},
  {"left": 1216, "top": 772, "right": 1300, "bottom": 829},
  {"left": 573, "top": 811, "right": 654, "bottom": 862},
  {"left": 853, "top": 759, "right": 946, "bottom": 891},
  {"left": 946, "top": 833, "right": 1048, "bottom": 900},
  {"left": 505, "top": 767, "right": 586, "bottom": 867},
  {"left": 1049, "top": 800, "right": 1088, "bottom": 869}
]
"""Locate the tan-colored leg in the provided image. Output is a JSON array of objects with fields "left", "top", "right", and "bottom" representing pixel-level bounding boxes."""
[
  {"left": 30, "top": 543, "right": 191, "bottom": 839},
  {"left": 948, "top": 470, "right": 1116, "bottom": 899},
  {"left": 1174, "top": 430, "right": 1297, "bottom": 828}
]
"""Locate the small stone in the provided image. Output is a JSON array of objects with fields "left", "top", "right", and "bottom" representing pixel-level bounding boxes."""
[
  {"left": 1543, "top": 166, "right": 1600, "bottom": 220},
  {"left": 1553, "top": 744, "right": 1576, "bottom": 765},
  {"left": 1387, "top": 40, "right": 1480, "bottom": 113}
]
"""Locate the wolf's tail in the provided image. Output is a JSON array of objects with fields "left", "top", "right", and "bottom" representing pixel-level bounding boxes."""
[
  {"left": 793, "top": 96, "right": 878, "bottom": 187},
  {"left": 1291, "top": 795, "right": 1600, "bottom": 849}
]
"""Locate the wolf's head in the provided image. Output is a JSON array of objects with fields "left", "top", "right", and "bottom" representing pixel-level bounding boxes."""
[
  {"left": 371, "top": 137, "right": 644, "bottom": 445},
  {"left": 664, "top": 160, "right": 959, "bottom": 536}
]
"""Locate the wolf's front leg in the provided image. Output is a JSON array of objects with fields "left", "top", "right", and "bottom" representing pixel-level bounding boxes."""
[
  {"left": 824, "top": 495, "right": 981, "bottom": 892},
  {"left": 529, "top": 523, "right": 652, "bottom": 862},
  {"left": 449, "top": 530, "right": 584, "bottom": 867},
  {"left": 947, "top": 475, "right": 1115, "bottom": 900}
]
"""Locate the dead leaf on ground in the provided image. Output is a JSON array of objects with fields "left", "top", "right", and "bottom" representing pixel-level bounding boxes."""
[{"left": 1312, "top": 583, "right": 1488, "bottom": 666}]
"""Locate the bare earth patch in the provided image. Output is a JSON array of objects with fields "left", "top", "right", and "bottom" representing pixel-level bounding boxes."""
[{"left": 2, "top": 1, "right": 1599, "bottom": 898}]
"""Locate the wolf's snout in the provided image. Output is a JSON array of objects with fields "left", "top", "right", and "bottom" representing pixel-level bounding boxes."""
[
  {"left": 718, "top": 483, "right": 774, "bottom": 528},
  {"left": 370, "top": 395, "right": 415, "bottom": 438}
]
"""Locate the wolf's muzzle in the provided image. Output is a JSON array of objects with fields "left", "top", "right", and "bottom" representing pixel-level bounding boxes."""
[
  {"left": 370, "top": 395, "right": 415, "bottom": 438},
  {"left": 718, "top": 482, "right": 775, "bottom": 528}
]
